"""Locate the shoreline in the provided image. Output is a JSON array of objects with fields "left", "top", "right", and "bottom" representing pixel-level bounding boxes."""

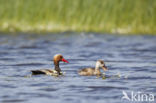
[{"left": 0, "top": 22, "right": 155, "bottom": 35}]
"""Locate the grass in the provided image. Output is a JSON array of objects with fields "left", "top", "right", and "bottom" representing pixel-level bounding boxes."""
[{"left": 0, "top": 0, "right": 156, "bottom": 34}]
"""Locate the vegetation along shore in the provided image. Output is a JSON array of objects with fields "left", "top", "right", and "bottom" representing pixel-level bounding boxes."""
[{"left": 0, "top": 0, "right": 156, "bottom": 34}]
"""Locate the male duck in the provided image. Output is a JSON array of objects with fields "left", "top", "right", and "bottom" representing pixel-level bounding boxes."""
[{"left": 31, "top": 54, "right": 69, "bottom": 76}]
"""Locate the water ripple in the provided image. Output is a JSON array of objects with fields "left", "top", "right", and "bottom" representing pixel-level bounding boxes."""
[{"left": 0, "top": 34, "right": 156, "bottom": 103}]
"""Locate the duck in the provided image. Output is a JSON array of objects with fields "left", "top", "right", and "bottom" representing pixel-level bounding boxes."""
[
  {"left": 31, "top": 54, "right": 69, "bottom": 76},
  {"left": 78, "top": 60, "right": 108, "bottom": 76}
]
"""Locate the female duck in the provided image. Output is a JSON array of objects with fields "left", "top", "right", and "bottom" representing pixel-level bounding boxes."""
[
  {"left": 78, "top": 60, "right": 108, "bottom": 76},
  {"left": 31, "top": 54, "right": 69, "bottom": 76}
]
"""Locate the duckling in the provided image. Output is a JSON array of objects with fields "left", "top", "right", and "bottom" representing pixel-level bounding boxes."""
[{"left": 78, "top": 60, "right": 108, "bottom": 76}]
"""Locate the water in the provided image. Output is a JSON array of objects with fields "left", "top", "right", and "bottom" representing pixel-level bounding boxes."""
[{"left": 0, "top": 33, "right": 156, "bottom": 103}]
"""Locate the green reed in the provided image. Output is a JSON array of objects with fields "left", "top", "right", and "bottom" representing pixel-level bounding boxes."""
[{"left": 0, "top": 0, "right": 156, "bottom": 34}]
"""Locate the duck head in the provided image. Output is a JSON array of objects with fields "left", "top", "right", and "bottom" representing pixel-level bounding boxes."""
[
  {"left": 96, "top": 60, "right": 108, "bottom": 71},
  {"left": 53, "top": 54, "right": 69, "bottom": 65}
]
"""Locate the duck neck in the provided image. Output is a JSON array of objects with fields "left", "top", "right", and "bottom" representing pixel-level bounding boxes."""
[
  {"left": 54, "top": 61, "right": 61, "bottom": 74},
  {"left": 95, "top": 65, "right": 100, "bottom": 73}
]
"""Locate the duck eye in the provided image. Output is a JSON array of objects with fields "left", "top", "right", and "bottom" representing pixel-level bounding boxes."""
[
  {"left": 100, "top": 61, "right": 103, "bottom": 64},
  {"left": 60, "top": 56, "right": 63, "bottom": 59}
]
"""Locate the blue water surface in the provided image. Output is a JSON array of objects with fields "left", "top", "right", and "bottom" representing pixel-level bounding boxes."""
[{"left": 0, "top": 33, "right": 156, "bottom": 103}]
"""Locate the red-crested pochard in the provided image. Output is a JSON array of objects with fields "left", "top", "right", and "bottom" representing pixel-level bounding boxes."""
[
  {"left": 31, "top": 54, "right": 69, "bottom": 76},
  {"left": 78, "top": 60, "right": 108, "bottom": 76}
]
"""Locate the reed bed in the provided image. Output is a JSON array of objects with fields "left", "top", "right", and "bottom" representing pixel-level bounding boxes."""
[{"left": 0, "top": 0, "right": 156, "bottom": 34}]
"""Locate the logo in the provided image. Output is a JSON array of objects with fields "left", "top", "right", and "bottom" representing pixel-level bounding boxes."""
[{"left": 122, "top": 91, "right": 155, "bottom": 102}]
